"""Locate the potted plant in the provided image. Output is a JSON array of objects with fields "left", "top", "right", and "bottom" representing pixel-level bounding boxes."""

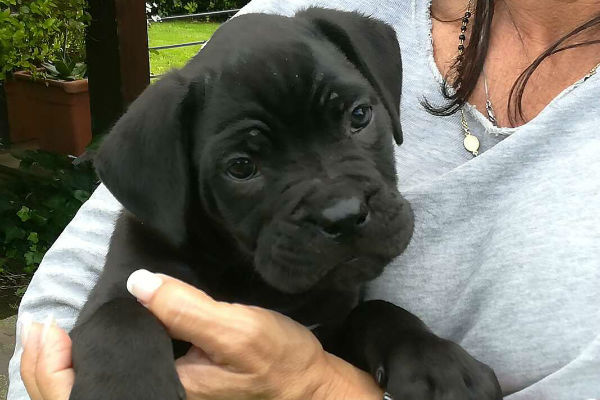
[
  {"left": 1, "top": 0, "right": 91, "bottom": 156},
  {"left": 6, "top": 57, "right": 92, "bottom": 155}
]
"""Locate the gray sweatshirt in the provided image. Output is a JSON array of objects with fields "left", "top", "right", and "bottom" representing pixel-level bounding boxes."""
[{"left": 8, "top": 1, "right": 600, "bottom": 399}]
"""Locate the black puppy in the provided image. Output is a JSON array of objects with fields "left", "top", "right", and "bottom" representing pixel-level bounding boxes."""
[{"left": 70, "top": 8, "right": 501, "bottom": 400}]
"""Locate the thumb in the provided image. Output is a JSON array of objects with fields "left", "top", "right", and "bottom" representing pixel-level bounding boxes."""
[{"left": 126, "top": 269, "right": 247, "bottom": 357}]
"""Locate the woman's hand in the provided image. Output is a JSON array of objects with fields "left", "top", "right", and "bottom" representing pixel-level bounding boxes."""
[
  {"left": 20, "top": 314, "right": 75, "bottom": 400},
  {"left": 20, "top": 270, "right": 383, "bottom": 400}
]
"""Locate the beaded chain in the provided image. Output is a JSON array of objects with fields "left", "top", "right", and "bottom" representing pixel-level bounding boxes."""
[
  {"left": 456, "top": 1, "right": 481, "bottom": 156},
  {"left": 457, "top": 8, "right": 471, "bottom": 57}
]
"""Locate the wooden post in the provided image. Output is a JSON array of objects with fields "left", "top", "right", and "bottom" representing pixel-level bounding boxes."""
[
  {"left": 86, "top": 0, "right": 150, "bottom": 136},
  {"left": 0, "top": 82, "right": 9, "bottom": 143},
  {"left": 115, "top": 0, "right": 151, "bottom": 106}
]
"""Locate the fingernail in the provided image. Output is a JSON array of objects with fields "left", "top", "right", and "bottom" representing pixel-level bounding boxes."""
[
  {"left": 127, "top": 269, "right": 163, "bottom": 303},
  {"left": 41, "top": 313, "right": 56, "bottom": 344},
  {"left": 19, "top": 312, "right": 33, "bottom": 346}
]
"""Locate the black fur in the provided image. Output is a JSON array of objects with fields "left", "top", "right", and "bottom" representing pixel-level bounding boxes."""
[{"left": 70, "top": 8, "right": 501, "bottom": 400}]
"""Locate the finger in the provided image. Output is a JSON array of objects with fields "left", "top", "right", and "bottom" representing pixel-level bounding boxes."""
[
  {"left": 35, "top": 322, "right": 75, "bottom": 400},
  {"left": 175, "top": 348, "right": 262, "bottom": 400},
  {"left": 126, "top": 270, "right": 257, "bottom": 360},
  {"left": 21, "top": 319, "right": 44, "bottom": 400}
]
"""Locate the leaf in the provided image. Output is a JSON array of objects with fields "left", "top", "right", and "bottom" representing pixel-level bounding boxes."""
[
  {"left": 54, "top": 59, "right": 71, "bottom": 76},
  {"left": 12, "top": 28, "right": 24, "bottom": 42},
  {"left": 24, "top": 251, "right": 35, "bottom": 266},
  {"left": 31, "top": 213, "right": 48, "bottom": 225},
  {"left": 42, "top": 17, "right": 57, "bottom": 28},
  {"left": 4, "top": 225, "right": 26, "bottom": 242},
  {"left": 71, "top": 62, "right": 86, "bottom": 79},
  {"left": 27, "top": 232, "right": 39, "bottom": 243},
  {"left": 42, "top": 61, "right": 59, "bottom": 76},
  {"left": 72, "top": 189, "right": 90, "bottom": 203},
  {"left": 16, "top": 206, "right": 31, "bottom": 222},
  {"left": 43, "top": 195, "right": 66, "bottom": 210},
  {"left": 31, "top": 250, "right": 45, "bottom": 265}
]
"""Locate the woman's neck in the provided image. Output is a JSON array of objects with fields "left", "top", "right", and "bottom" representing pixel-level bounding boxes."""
[
  {"left": 501, "top": 0, "right": 600, "bottom": 53},
  {"left": 433, "top": 0, "right": 600, "bottom": 49},
  {"left": 431, "top": 0, "right": 600, "bottom": 127}
]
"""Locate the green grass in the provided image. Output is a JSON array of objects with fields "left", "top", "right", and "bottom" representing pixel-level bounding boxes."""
[{"left": 148, "top": 21, "right": 221, "bottom": 76}]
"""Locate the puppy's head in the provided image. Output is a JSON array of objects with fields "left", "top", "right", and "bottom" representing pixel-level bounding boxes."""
[{"left": 96, "top": 8, "right": 413, "bottom": 294}]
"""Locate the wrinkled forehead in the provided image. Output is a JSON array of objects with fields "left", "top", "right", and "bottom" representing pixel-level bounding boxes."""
[{"left": 204, "top": 42, "right": 374, "bottom": 130}]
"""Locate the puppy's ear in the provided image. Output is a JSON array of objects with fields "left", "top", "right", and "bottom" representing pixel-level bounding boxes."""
[
  {"left": 298, "top": 8, "right": 403, "bottom": 144},
  {"left": 95, "top": 71, "right": 200, "bottom": 247}
]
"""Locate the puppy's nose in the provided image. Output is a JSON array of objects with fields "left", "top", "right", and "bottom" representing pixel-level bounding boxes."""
[{"left": 316, "top": 197, "right": 370, "bottom": 238}]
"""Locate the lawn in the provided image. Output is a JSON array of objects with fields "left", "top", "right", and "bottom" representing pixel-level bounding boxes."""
[{"left": 148, "top": 21, "right": 221, "bottom": 76}]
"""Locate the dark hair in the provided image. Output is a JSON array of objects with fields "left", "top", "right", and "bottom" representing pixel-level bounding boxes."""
[{"left": 426, "top": 0, "right": 600, "bottom": 125}]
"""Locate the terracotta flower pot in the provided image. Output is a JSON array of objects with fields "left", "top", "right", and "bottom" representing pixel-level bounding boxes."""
[{"left": 5, "top": 71, "right": 92, "bottom": 156}]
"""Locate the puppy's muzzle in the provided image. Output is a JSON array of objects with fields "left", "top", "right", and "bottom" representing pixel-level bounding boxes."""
[
  {"left": 296, "top": 186, "right": 372, "bottom": 239},
  {"left": 313, "top": 196, "right": 370, "bottom": 238}
]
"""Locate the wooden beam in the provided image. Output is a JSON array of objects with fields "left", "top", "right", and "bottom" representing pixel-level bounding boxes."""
[
  {"left": 0, "top": 82, "right": 10, "bottom": 143},
  {"left": 115, "top": 0, "right": 150, "bottom": 106},
  {"left": 86, "top": 0, "right": 122, "bottom": 136},
  {"left": 86, "top": 0, "right": 149, "bottom": 136}
]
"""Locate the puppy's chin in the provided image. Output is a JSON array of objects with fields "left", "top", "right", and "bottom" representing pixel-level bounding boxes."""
[
  {"left": 253, "top": 240, "right": 345, "bottom": 294},
  {"left": 318, "top": 257, "right": 389, "bottom": 291},
  {"left": 256, "top": 259, "right": 338, "bottom": 294},
  {"left": 254, "top": 253, "right": 395, "bottom": 294}
]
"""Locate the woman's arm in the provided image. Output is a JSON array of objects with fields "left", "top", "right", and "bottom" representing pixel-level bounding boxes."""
[{"left": 8, "top": 184, "right": 122, "bottom": 400}]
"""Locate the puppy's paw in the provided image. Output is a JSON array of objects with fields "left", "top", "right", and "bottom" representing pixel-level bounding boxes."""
[
  {"left": 373, "top": 333, "right": 501, "bottom": 400},
  {"left": 69, "top": 358, "right": 185, "bottom": 400}
]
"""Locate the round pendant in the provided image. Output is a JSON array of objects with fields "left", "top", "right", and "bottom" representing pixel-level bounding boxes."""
[{"left": 463, "top": 134, "right": 480, "bottom": 155}]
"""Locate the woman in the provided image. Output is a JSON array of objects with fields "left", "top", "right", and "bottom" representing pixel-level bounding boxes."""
[{"left": 9, "top": 0, "right": 600, "bottom": 399}]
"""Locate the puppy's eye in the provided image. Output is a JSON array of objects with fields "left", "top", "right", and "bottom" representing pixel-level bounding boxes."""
[
  {"left": 350, "top": 105, "right": 372, "bottom": 132},
  {"left": 226, "top": 157, "right": 257, "bottom": 180}
]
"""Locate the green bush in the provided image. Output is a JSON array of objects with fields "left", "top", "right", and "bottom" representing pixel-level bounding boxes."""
[
  {"left": 149, "top": 0, "right": 250, "bottom": 18},
  {"left": 0, "top": 0, "right": 90, "bottom": 79},
  {"left": 0, "top": 151, "right": 99, "bottom": 275}
]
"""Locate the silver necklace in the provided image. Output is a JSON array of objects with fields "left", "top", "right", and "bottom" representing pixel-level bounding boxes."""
[
  {"left": 458, "top": 65, "right": 496, "bottom": 157},
  {"left": 482, "top": 65, "right": 498, "bottom": 126}
]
